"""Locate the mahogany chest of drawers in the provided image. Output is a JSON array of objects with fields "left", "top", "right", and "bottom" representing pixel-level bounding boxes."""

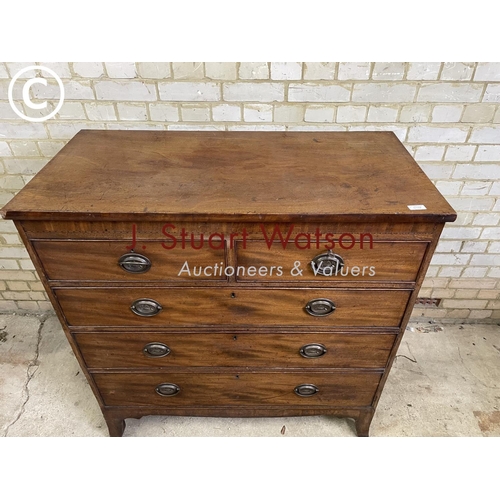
[{"left": 1, "top": 130, "right": 456, "bottom": 436}]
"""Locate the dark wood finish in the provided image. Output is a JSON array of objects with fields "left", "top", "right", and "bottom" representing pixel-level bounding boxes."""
[
  {"left": 93, "top": 371, "right": 383, "bottom": 407},
  {"left": 236, "top": 240, "right": 428, "bottom": 282},
  {"left": 55, "top": 287, "right": 411, "bottom": 327},
  {"left": 33, "top": 240, "right": 226, "bottom": 281},
  {"left": 75, "top": 332, "right": 396, "bottom": 369},
  {"left": 1, "top": 130, "right": 457, "bottom": 436}
]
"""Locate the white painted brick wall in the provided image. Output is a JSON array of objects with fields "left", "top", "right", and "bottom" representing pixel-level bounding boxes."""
[{"left": 0, "top": 61, "right": 499, "bottom": 321}]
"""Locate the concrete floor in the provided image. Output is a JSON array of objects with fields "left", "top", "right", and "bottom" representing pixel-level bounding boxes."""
[{"left": 1, "top": 313, "right": 499, "bottom": 437}]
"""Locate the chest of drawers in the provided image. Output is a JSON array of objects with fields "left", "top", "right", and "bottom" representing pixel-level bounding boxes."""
[{"left": 1, "top": 130, "right": 456, "bottom": 436}]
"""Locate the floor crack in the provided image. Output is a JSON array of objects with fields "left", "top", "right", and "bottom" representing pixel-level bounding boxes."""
[{"left": 3, "top": 314, "right": 49, "bottom": 437}]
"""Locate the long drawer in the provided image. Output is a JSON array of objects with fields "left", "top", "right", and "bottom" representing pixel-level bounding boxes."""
[
  {"left": 236, "top": 240, "right": 427, "bottom": 282},
  {"left": 93, "top": 371, "right": 383, "bottom": 407},
  {"left": 56, "top": 287, "right": 412, "bottom": 327},
  {"left": 76, "top": 332, "right": 396, "bottom": 369}
]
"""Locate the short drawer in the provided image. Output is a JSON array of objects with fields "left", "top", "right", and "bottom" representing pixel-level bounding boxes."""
[
  {"left": 235, "top": 240, "right": 427, "bottom": 282},
  {"left": 93, "top": 371, "right": 383, "bottom": 407},
  {"left": 33, "top": 240, "right": 226, "bottom": 281},
  {"left": 56, "top": 287, "right": 411, "bottom": 328},
  {"left": 76, "top": 332, "right": 396, "bottom": 369}
]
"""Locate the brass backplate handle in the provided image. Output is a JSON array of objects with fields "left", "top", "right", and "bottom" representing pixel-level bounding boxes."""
[
  {"left": 119, "top": 252, "right": 152, "bottom": 273},
  {"left": 131, "top": 298, "right": 163, "bottom": 317},
  {"left": 310, "top": 250, "right": 344, "bottom": 277},
  {"left": 143, "top": 342, "right": 171, "bottom": 358},
  {"left": 294, "top": 384, "right": 319, "bottom": 397},
  {"left": 305, "top": 298, "right": 336, "bottom": 317},
  {"left": 155, "top": 383, "right": 180, "bottom": 397},
  {"left": 300, "top": 343, "right": 327, "bottom": 358}
]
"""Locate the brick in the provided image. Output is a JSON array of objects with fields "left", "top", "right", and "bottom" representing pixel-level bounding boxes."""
[
  {"left": 85, "top": 102, "right": 117, "bottom": 121},
  {"left": 167, "top": 124, "right": 225, "bottom": 131},
  {"left": 441, "top": 62, "right": 475, "bottom": 81},
  {"left": 212, "top": 104, "right": 241, "bottom": 121},
  {"left": 445, "top": 145, "right": 476, "bottom": 161},
  {"left": 469, "top": 310, "right": 493, "bottom": 319},
  {"left": 288, "top": 84, "right": 350, "bottom": 102},
  {"left": 205, "top": 62, "right": 237, "bottom": 80},
  {"left": 367, "top": 105, "right": 398, "bottom": 122},
  {"left": 436, "top": 240, "right": 462, "bottom": 252},
  {"left": 2, "top": 235, "right": 20, "bottom": 246},
  {"left": 469, "top": 126, "right": 500, "bottom": 144},
  {"left": 270, "top": 62, "right": 302, "bottom": 80},
  {"left": 56, "top": 102, "right": 86, "bottom": 120},
  {"left": 338, "top": 62, "right": 371, "bottom": 80},
  {"left": 352, "top": 83, "right": 416, "bottom": 102},
  {"left": 454, "top": 289, "right": 478, "bottom": 299},
  {"left": 481, "top": 227, "right": 500, "bottom": 240},
  {"left": 149, "top": 103, "right": 179, "bottom": 122},
  {"left": 243, "top": 104, "right": 272, "bottom": 122},
  {"left": 406, "top": 62, "right": 441, "bottom": 80},
  {"left": 72, "top": 62, "right": 104, "bottom": 78},
  {"left": 7, "top": 281, "right": 30, "bottom": 291},
  {"left": 348, "top": 125, "right": 407, "bottom": 142},
  {"left": 39, "top": 62, "right": 71, "bottom": 79},
  {"left": 0, "top": 221, "right": 18, "bottom": 233},
  {"left": 336, "top": 105, "right": 367, "bottom": 123},
  {"left": 495, "top": 108, "right": 500, "bottom": 123},
  {"left": 117, "top": 103, "right": 148, "bottom": 121},
  {"left": 475, "top": 146, "right": 500, "bottom": 161},
  {"left": 469, "top": 254, "right": 500, "bottom": 266},
  {"left": 0, "top": 300, "right": 18, "bottom": 311},
  {"left": 46, "top": 122, "right": 104, "bottom": 139},
  {"left": 372, "top": 62, "right": 405, "bottom": 80},
  {"left": 0, "top": 141, "right": 12, "bottom": 156},
  {"left": 180, "top": 105, "right": 210, "bottom": 122},
  {"left": 223, "top": 83, "right": 283, "bottom": 102},
  {"left": 30, "top": 80, "right": 94, "bottom": 100},
  {"left": 0, "top": 63, "right": 8, "bottom": 78},
  {"left": 286, "top": 125, "right": 346, "bottom": 131},
  {"left": 438, "top": 267, "right": 462, "bottom": 277},
  {"left": 407, "top": 126, "right": 468, "bottom": 143},
  {"left": 19, "top": 259, "right": 35, "bottom": 270},
  {"left": 399, "top": 104, "right": 431, "bottom": 123},
  {"left": 460, "top": 181, "right": 491, "bottom": 195},
  {"left": 431, "top": 105, "right": 463, "bottom": 122},
  {"left": 462, "top": 104, "right": 496, "bottom": 123},
  {"left": 3, "top": 159, "right": 47, "bottom": 175},
  {"left": 430, "top": 253, "right": 470, "bottom": 266},
  {"left": 0, "top": 260, "right": 19, "bottom": 270},
  {"left": 441, "top": 226, "right": 482, "bottom": 239},
  {"left": 0, "top": 269, "right": 35, "bottom": 281},
  {"left": 448, "top": 196, "right": 493, "bottom": 211},
  {"left": 461, "top": 268, "right": 487, "bottom": 279},
  {"left": 414, "top": 146, "right": 445, "bottom": 161},
  {"left": 482, "top": 84, "right": 500, "bottom": 103},
  {"left": 435, "top": 181, "right": 462, "bottom": 195},
  {"left": 238, "top": 63, "right": 269, "bottom": 80},
  {"left": 304, "top": 105, "right": 334, "bottom": 123},
  {"left": 9, "top": 141, "right": 38, "bottom": 156},
  {"left": 452, "top": 164, "right": 500, "bottom": 179},
  {"left": 419, "top": 163, "right": 453, "bottom": 179},
  {"left": 489, "top": 181, "right": 500, "bottom": 195},
  {"left": 228, "top": 125, "right": 286, "bottom": 131},
  {"left": 477, "top": 289, "right": 499, "bottom": 299},
  {"left": 430, "top": 288, "right": 455, "bottom": 298},
  {"left": 274, "top": 105, "right": 304, "bottom": 122},
  {"left": 0, "top": 123, "right": 47, "bottom": 140},
  {"left": 461, "top": 241, "right": 488, "bottom": 252},
  {"left": 304, "top": 63, "right": 336, "bottom": 80},
  {"left": 104, "top": 62, "right": 137, "bottom": 78},
  {"left": 449, "top": 279, "right": 497, "bottom": 289},
  {"left": 417, "top": 83, "right": 483, "bottom": 102},
  {"left": 474, "top": 62, "right": 500, "bottom": 81},
  {"left": 474, "top": 213, "right": 500, "bottom": 225},
  {"left": 172, "top": 62, "right": 204, "bottom": 79},
  {"left": 38, "top": 301, "right": 54, "bottom": 311},
  {"left": 441, "top": 299, "right": 488, "bottom": 309},
  {"left": 95, "top": 81, "right": 156, "bottom": 101},
  {"left": 159, "top": 82, "right": 220, "bottom": 102},
  {"left": 136, "top": 62, "right": 171, "bottom": 79},
  {"left": 0, "top": 176, "right": 25, "bottom": 189},
  {"left": 6, "top": 62, "right": 37, "bottom": 78}
]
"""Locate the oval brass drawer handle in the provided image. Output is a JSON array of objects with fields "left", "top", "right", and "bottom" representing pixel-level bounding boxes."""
[
  {"left": 119, "top": 252, "right": 152, "bottom": 273},
  {"left": 294, "top": 384, "right": 319, "bottom": 397},
  {"left": 310, "top": 250, "right": 344, "bottom": 276},
  {"left": 143, "top": 342, "right": 171, "bottom": 358},
  {"left": 155, "top": 383, "right": 180, "bottom": 397},
  {"left": 305, "top": 298, "right": 336, "bottom": 317},
  {"left": 130, "top": 298, "right": 163, "bottom": 317},
  {"left": 299, "top": 343, "right": 327, "bottom": 358}
]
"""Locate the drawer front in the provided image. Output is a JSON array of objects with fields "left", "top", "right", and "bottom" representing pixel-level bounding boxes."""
[
  {"left": 33, "top": 240, "right": 226, "bottom": 281},
  {"left": 236, "top": 241, "right": 427, "bottom": 282},
  {"left": 93, "top": 371, "right": 382, "bottom": 407},
  {"left": 76, "top": 332, "right": 396, "bottom": 369},
  {"left": 57, "top": 287, "right": 411, "bottom": 327}
]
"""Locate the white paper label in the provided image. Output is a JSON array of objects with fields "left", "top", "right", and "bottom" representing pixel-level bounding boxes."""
[{"left": 407, "top": 204, "right": 427, "bottom": 210}]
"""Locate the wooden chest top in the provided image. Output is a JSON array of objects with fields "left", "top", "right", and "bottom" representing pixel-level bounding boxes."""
[{"left": 1, "top": 130, "right": 455, "bottom": 222}]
